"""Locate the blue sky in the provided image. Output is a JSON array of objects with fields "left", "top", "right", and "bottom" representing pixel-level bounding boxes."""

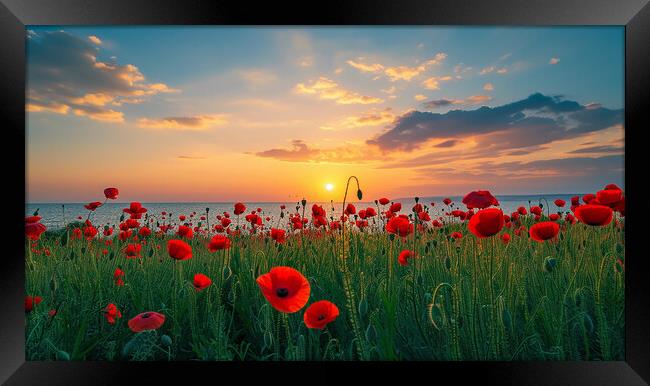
[{"left": 26, "top": 26, "right": 624, "bottom": 202}]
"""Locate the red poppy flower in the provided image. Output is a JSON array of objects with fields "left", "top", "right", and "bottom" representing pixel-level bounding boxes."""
[
  {"left": 468, "top": 208, "right": 504, "bottom": 238},
  {"left": 389, "top": 202, "right": 402, "bottom": 213},
  {"left": 356, "top": 220, "right": 369, "bottom": 229},
  {"left": 114, "top": 267, "right": 125, "bottom": 286},
  {"left": 582, "top": 194, "right": 596, "bottom": 204},
  {"left": 432, "top": 219, "right": 443, "bottom": 228},
  {"left": 303, "top": 300, "right": 339, "bottom": 329},
  {"left": 234, "top": 202, "right": 246, "bottom": 215},
  {"left": 177, "top": 225, "right": 194, "bottom": 239},
  {"left": 83, "top": 224, "right": 98, "bottom": 239},
  {"left": 443, "top": 198, "right": 452, "bottom": 205},
  {"left": 530, "top": 206, "right": 542, "bottom": 216},
  {"left": 613, "top": 197, "right": 625, "bottom": 216},
  {"left": 549, "top": 213, "right": 560, "bottom": 221},
  {"left": 451, "top": 231, "right": 463, "bottom": 239},
  {"left": 256, "top": 266, "right": 311, "bottom": 313},
  {"left": 123, "top": 202, "right": 147, "bottom": 219},
  {"left": 462, "top": 190, "right": 499, "bottom": 209},
  {"left": 329, "top": 221, "right": 341, "bottom": 230},
  {"left": 529, "top": 221, "right": 560, "bottom": 242},
  {"left": 128, "top": 311, "right": 165, "bottom": 332},
  {"left": 517, "top": 206, "right": 528, "bottom": 215},
  {"left": 511, "top": 212, "right": 520, "bottom": 221},
  {"left": 167, "top": 239, "right": 192, "bottom": 260},
  {"left": 571, "top": 195, "right": 580, "bottom": 206},
  {"left": 104, "top": 187, "right": 119, "bottom": 200},
  {"left": 25, "top": 219, "right": 47, "bottom": 240},
  {"left": 104, "top": 303, "right": 122, "bottom": 325},
  {"left": 554, "top": 199, "right": 566, "bottom": 208},
  {"left": 398, "top": 249, "right": 416, "bottom": 266},
  {"left": 412, "top": 203, "right": 423, "bottom": 213},
  {"left": 48, "top": 309, "right": 57, "bottom": 318},
  {"left": 71, "top": 227, "right": 82, "bottom": 240},
  {"left": 25, "top": 296, "right": 42, "bottom": 312},
  {"left": 270, "top": 228, "right": 286, "bottom": 243},
  {"left": 208, "top": 235, "right": 231, "bottom": 251},
  {"left": 358, "top": 209, "right": 367, "bottom": 219},
  {"left": 500, "top": 233, "right": 511, "bottom": 244},
  {"left": 418, "top": 211, "right": 431, "bottom": 222},
  {"left": 565, "top": 213, "right": 577, "bottom": 224},
  {"left": 596, "top": 188, "right": 623, "bottom": 207},
  {"left": 574, "top": 204, "right": 614, "bottom": 226},
  {"left": 84, "top": 201, "right": 102, "bottom": 211},
  {"left": 378, "top": 198, "right": 390, "bottom": 206},
  {"left": 365, "top": 207, "right": 377, "bottom": 217},
  {"left": 193, "top": 273, "right": 212, "bottom": 291},
  {"left": 179, "top": 215, "right": 186, "bottom": 222},
  {"left": 138, "top": 227, "right": 151, "bottom": 237},
  {"left": 386, "top": 215, "right": 414, "bottom": 237},
  {"left": 124, "top": 243, "right": 142, "bottom": 258}
]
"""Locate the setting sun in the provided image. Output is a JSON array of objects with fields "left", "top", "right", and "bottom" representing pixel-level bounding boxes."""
[{"left": 325, "top": 183, "right": 334, "bottom": 191}]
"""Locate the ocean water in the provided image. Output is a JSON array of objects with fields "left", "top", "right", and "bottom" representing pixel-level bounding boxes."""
[{"left": 26, "top": 194, "right": 581, "bottom": 230}]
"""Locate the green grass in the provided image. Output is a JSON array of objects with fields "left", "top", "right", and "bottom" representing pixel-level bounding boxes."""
[{"left": 25, "top": 215, "right": 624, "bottom": 361}]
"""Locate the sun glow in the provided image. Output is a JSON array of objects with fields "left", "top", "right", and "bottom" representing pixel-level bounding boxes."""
[{"left": 325, "top": 183, "right": 334, "bottom": 191}]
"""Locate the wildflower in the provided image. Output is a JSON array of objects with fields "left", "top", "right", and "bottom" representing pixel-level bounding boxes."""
[
  {"left": 529, "top": 221, "right": 560, "bottom": 242},
  {"left": 468, "top": 208, "right": 504, "bottom": 238},
  {"left": 128, "top": 312, "right": 165, "bottom": 332},
  {"left": 256, "top": 266, "right": 310, "bottom": 313},
  {"left": 303, "top": 300, "right": 339, "bottom": 329},
  {"left": 167, "top": 239, "right": 192, "bottom": 260}
]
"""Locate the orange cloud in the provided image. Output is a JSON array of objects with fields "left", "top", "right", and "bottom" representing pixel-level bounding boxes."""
[
  {"left": 137, "top": 114, "right": 228, "bottom": 130},
  {"left": 294, "top": 77, "right": 383, "bottom": 105}
]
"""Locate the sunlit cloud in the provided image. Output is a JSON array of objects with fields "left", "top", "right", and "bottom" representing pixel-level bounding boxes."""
[
  {"left": 26, "top": 30, "right": 178, "bottom": 122},
  {"left": 414, "top": 94, "right": 428, "bottom": 101},
  {"left": 137, "top": 114, "right": 228, "bottom": 130},
  {"left": 549, "top": 57, "right": 560, "bottom": 65},
  {"left": 320, "top": 108, "right": 395, "bottom": 130},
  {"left": 422, "top": 75, "right": 454, "bottom": 90},
  {"left": 88, "top": 35, "right": 102, "bottom": 45},
  {"left": 483, "top": 83, "right": 494, "bottom": 91},
  {"left": 346, "top": 53, "right": 447, "bottom": 82},
  {"left": 294, "top": 77, "right": 383, "bottom": 105},
  {"left": 252, "top": 139, "right": 386, "bottom": 164}
]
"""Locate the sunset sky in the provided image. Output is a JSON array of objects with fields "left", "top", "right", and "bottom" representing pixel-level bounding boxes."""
[{"left": 26, "top": 27, "right": 624, "bottom": 203}]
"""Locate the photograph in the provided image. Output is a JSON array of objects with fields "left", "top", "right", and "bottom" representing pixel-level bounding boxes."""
[{"left": 23, "top": 25, "right": 628, "bottom": 362}]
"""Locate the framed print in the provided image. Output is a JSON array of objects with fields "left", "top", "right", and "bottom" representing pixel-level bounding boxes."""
[{"left": 1, "top": 0, "right": 649, "bottom": 384}]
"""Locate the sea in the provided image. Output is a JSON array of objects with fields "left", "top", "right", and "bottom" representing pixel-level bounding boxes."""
[{"left": 26, "top": 194, "right": 581, "bottom": 230}]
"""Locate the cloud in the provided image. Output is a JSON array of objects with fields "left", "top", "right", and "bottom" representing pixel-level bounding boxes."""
[
  {"left": 422, "top": 75, "right": 453, "bottom": 90},
  {"left": 177, "top": 155, "right": 207, "bottom": 160},
  {"left": 137, "top": 114, "right": 228, "bottom": 130},
  {"left": 27, "top": 31, "right": 178, "bottom": 122},
  {"left": 566, "top": 145, "right": 623, "bottom": 154},
  {"left": 422, "top": 95, "right": 492, "bottom": 109},
  {"left": 414, "top": 94, "right": 428, "bottom": 101},
  {"left": 252, "top": 139, "right": 387, "bottom": 164},
  {"left": 411, "top": 155, "right": 623, "bottom": 192},
  {"left": 549, "top": 57, "right": 560, "bottom": 65},
  {"left": 479, "top": 65, "right": 508, "bottom": 75},
  {"left": 346, "top": 60, "right": 384, "bottom": 73},
  {"left": 483, "top": 83, "right": 494, "bottom": 91},
  {"left": 320, "top": 108, "right": 395, "bottom": 130},
  {"left": 88, "top": 35, "right": 102, "bottom": 45},
  {"left": 368, "top": 93, "right": 623, "bottom": 152},
  {"left": 434, "top": 139, "right": 462, "bottom": 148},
  {"left": 346, "top": 53, "right": 447, "bottom": 82},
  {"left": 235, "top": 69, "right": 277, "bottom": 85},
  {"left": 294, "top": 77, "right": 383, "bottom": 105}
]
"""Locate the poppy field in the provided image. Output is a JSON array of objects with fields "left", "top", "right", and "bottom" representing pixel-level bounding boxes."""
[{"left": 24, "top": 180, "right": 625, "bottom": 361}]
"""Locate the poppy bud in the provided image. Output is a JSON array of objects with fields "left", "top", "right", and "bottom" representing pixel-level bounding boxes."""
[
  {"left": 33, "top": 208, "right": 39, "bottom": 216},
  {"left": 301, "top": 199, "right": 307, "bottom": 207},
  {"left": 56, "top": 350, "right": 70, "bottom": 361},
  {"left": 160, "top": 334, "right": 172, "bottom": 347},
  {"left": 357, "top": 189, "right": 363, "bottom": 200},
  {"left": 414, "top": 196, "right": 419, "bottom": 203},
  {"left": 205, "top": 207, "right": 210, "bottom": 213}
]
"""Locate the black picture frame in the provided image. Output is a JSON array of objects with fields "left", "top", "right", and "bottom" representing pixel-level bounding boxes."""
[{"left": 1, "top": 0, "right": 648, "bottom": 384}]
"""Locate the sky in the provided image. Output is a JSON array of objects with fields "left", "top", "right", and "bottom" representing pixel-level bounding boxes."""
[{"left": 25, "top": 26, "right": 624, "bottom": 203}]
